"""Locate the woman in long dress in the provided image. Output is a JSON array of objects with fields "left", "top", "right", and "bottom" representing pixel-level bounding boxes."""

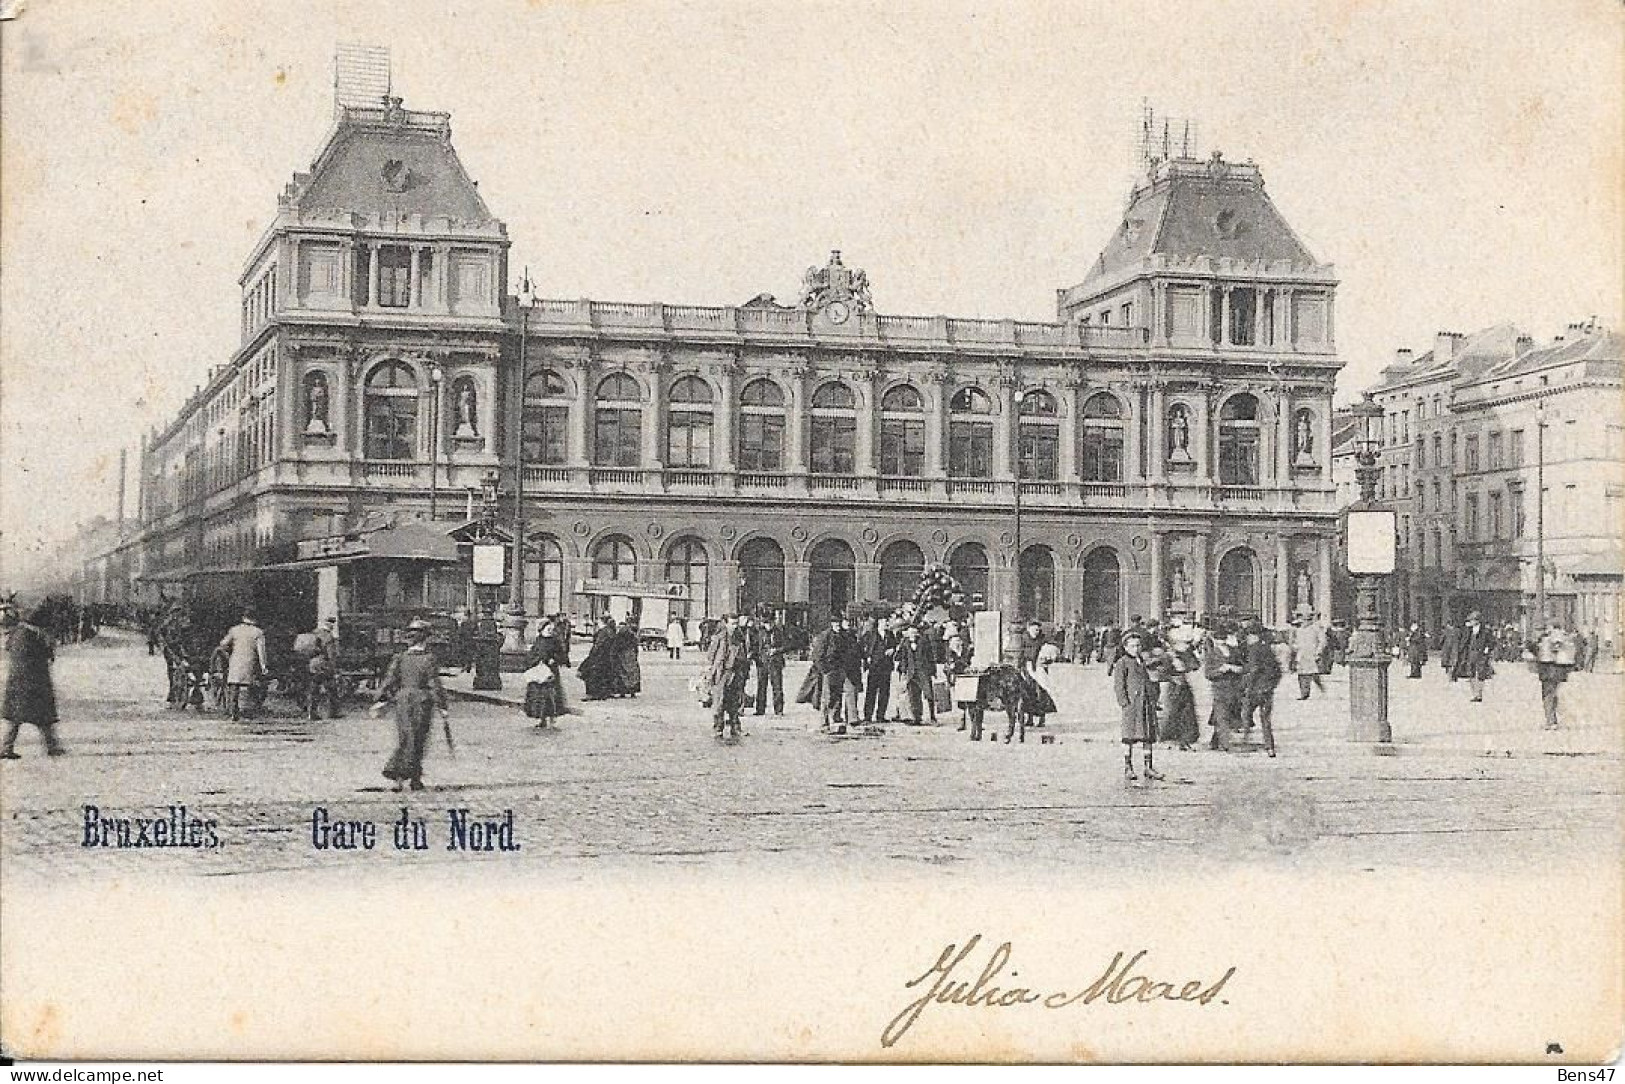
[
  {"left": 613, "top": 621, "right": 642, "bottom": 697},
  {"left": 523, "top": 620, "right": 567, "bottom": 728},
  {"left": 578, "top": 616, "right": 619, "bottom": 700},
  {"left": 1158, "top": 642, "right": 1201, "bottom": 750},
  {"left": 375, "top": 620, "right": 449, "bottom": 792}
]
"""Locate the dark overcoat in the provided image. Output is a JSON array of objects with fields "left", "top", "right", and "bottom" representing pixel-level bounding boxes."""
[
  {"left": 1113, "top": 652, "right": 1157, "bottom": 743},
  {"left": 2, "top": 622, "right": 58, "bottom": 726}
]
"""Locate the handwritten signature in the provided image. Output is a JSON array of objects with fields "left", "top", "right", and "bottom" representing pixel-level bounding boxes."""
[{"left": 881, "top": 934, "right": 1235, "bottom": 1049}]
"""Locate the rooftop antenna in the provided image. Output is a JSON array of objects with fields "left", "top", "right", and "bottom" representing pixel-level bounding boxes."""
[
  {"left": 334, "top": 43, "right": 391, "bottom": 117},
  {"left": 1139, "top": 102, "right": 1201, "bottom": 175}
]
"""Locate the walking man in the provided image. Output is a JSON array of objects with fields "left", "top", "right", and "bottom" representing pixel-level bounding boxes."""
[
  {"left": 859, "top": 616, "right": 896, "bottom": 724},
  {"left": 303, "top": 616, "right": 343, "bottom": 719},
  {"left": 753, "top": 613, "right": 787, "bottom": 717},
  {"left": 1533, "top": 623, "right": 1576, "bottom": 729},
  {"left": 216, "top": 611, "right": 269, "bottom": 722},
  {"left": 1451, "top": 610, "right": 1496, "bottom": 702},
  {"left": 1, "top": 602, "right": 65, "bottom": 759},
  {"left": 808, "top": 614, "right": 849, "bottom": 734},
  {"left": 895, "top": 624, "right": 935, "bottom": 727},
  {"left": 1292, "top": 615, "right": 1329, "bottom": 700},
  {"left": 1242, "top": 624, "right": 1282, "bottom": 757},
  {"left": 1403, "top": 622, "right": 1428, "bottom": 679},
  {"left": 1205, "top": 623, "right": 1245, "bottom": 751}
]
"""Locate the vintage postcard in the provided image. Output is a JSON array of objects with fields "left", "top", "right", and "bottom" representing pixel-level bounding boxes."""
[{"left": 1, "top": 0, "right": 1621, "bottom": 1065}]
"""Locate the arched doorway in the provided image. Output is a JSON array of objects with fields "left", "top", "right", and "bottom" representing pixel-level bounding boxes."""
[
  {"left": 1018, "top": 545, "right": 1056, "bottom": 624},
  {"left": 878, "top": 540, "right": 925, "bottom": 607},
  {"left": 1081, "top": 547, "right": 1121, "bottom": 626},
  {"left": 737, "top": 537, "right": 785, "bottom": 616},
  {"left": 809, "top": 538, "right": 856, "bottom": 625},
  {"left": 1217, "top": 547, "right": 1260, "bottom": 619},
  {"left": 948, "top": 542, "right": 990, "bottom": 610},
  {"left": 664, "top": 537, "right": 709, "bottom": 623}
]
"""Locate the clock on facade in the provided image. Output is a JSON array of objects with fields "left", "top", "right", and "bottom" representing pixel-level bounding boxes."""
[{"left": 825, "top": 300, "right": 852, "bottom": 325}]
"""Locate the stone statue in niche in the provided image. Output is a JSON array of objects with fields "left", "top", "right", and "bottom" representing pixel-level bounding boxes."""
[
  {"left": 1294, "top": 409, "right": 1316, "bottom": 466},
  {"left": 304, "top": 372, "right": 331, "bottom": 435},
  {"left": 1167, "top": 403, "right": 1193, "bottom": 463},
  {"left": 1168, "top": 557, "right": 1193, "bottom": 613},
  {"left": 1295, "top": 563, "right": 1315, "bottom": 613},
  {"left": 452, "top": 378, "right": 478, "bottom": 438}
]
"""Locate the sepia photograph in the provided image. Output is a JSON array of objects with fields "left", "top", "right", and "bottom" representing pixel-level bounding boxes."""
[{"left": 1, "top": 0, "right": 1621, "bottom": 1066}]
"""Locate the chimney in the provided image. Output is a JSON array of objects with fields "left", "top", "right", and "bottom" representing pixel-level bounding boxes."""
[
  {"left": 1515, "top": 334, "right": 1534, "bottom": 355},
  {"left": 1394, "top": 348, "right": 1414, "bottom": 366},
  {"left": 1433, "top": 331, "right": 1460, "bottom": 365}
]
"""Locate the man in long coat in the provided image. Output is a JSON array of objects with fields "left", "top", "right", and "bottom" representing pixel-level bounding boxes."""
[
  {"left": 1291, "top": 616, "right": 1329, "bottom": 700},
  {"left": 1, "top": 602, "right": 65, "bottom": 759},
  {"left": 374, "top": 619, "right": 449, "bottom": 791},
  {"left": 1403, "top": 622, "right": 1429, "bottom": 679},
  {"left": 1451, "top": 611, "right": 1496, "bottom": 702},
  {"left": 1242, "top": 624, "right": 1282, "bottom": 757},
  {"left": 1439, "top": 621, "right": 1460, "bottom": 674},
  {"left": 216, "top": 611, "right": 269, "bottom": 721},
  {"left": 1205, "top": 624, "right": 1246, "bottom": 750},
  {"left": 1114, "top": 630, "right": 1161, "bottom": 782}
]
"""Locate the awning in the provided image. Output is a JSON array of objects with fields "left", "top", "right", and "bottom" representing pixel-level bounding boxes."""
[{"left": 1567, "top": 553, "right": 1624, "bottom": 578}]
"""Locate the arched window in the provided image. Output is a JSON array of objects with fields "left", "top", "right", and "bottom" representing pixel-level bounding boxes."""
[
  {"left": 878, "top": 540, "right": 925, "bottom": 605},
  {"left": 809, "top": 538, "right": 856, "bottom": 625},
  {"left": 738, "top": 379, "right": 785, "bottom": 471},
  {"left": 1018, "top": 390, "right": 1059, "bottom": 480},
  {"left": 666, "top": 376, "right": 714, "bottom": 469},
  {"left": 522, "top": 369, "right": 570, "bottom": 466},
  {"left": 1081, "top": 547, "right": 1121, "bottom": 625},
  {"left": 591, "top": 534, "right": 637, "bottom": 582},
  {"left": 664, "top": 537, "right": 709, "bottom": 621},
  {"left": 1217, "top": 548, "right": 1259, "bottom": 617},
  {"left": 810, "top": 381, "right": 856, "bottom": 475},
  {"left": 949, "top": 386, "right": 993, "bottom": 478},
  {"left": 879, "top": 384, "right": 925, "bottom": 477},
  {"left": 1081, "top": 393, "right": 1124, "bottom": 482},
  {"left": 737, "top": 537, "right": 786, "bottom": 614},
  {"left": 1018, "top": 545, "right": 1056, "bottom": 623},
  {"left": 594, "top": 373, "right": 642, "bottom": 468},
  {"left": 523, "top": 534, "right": 565, "bottom": 617},
  {"left": 948, "top": 542, "right": 989, "bottom": 609},
  {"left": 1219, "top": 394, "right": 1261, "bottom": 485},
  {"left": 364, "top": 361, "right": 418, "bottom": 461}
]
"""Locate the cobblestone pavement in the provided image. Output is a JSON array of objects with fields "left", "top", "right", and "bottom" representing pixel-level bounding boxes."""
[{"left": 1, "top": 632, "right": 1618, "bottom": 881}]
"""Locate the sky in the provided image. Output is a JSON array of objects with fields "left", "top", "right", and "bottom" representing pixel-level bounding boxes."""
[{"left": 2, "top": 0, "right": 1620, "bottom": 582}]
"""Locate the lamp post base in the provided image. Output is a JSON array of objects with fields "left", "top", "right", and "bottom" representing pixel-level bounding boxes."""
[
  {"left": 499, "top": 606, "right": 529, "bottom": 673},
  {"left": 471, "top": 611, "right": 504, "bottom": 691},
  {"left": 1347, "top": 647, "right": 1392, "bottom": 742}
]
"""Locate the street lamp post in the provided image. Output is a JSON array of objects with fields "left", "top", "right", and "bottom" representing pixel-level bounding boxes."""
[
  {"left": 499, "top": 270, "right": 537, "bottom": 670},
  {"left": 1534, "top": 398, "right": 1546, "bottom": 628},
  {"left": 1346, "top": 394, "right": 1394, "bottom": 744},
  {"left": 471, "top": 469, "right": 506, "bottom": 691},
  {"left": 427, "top": 362, "right": 443, "bottom": 520}
]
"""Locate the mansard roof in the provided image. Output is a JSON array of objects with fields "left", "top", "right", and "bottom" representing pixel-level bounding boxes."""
[
  {"left": 278, "top": 99, "right": 497, "bottom": 225},
  {"left": 1475, "top": 325, "right": 1620, "bottom": 383},
  {"left": 1079, "top": 154, "right": 1324, "bottom": 289}
]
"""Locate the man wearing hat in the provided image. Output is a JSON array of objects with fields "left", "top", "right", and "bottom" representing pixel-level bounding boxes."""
[
  {"left": 894, "top": 624, "right": 937, "bottom": 727},
  {"left": 374, "top": 619, "right": 450, "bottom": 791},
  {"left": 1450, "top": 611, "right": 1496, "bottom": 702},
  {"left": 1114, "top": 629, "right": 1161, "bottom": 782},
  {"left": 301, "top": 616, "right": 343, "bottom": 720},
  {"left": 1, "top": 601, "right": 65, "bottom": 759},
  {"left": 216, "top": 610, "right": 269, "bottom": 722}
]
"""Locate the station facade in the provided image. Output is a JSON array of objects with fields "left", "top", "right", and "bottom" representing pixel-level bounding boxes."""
[{"left": 127, "top": 93, "right": 1344, "bottom": 630}]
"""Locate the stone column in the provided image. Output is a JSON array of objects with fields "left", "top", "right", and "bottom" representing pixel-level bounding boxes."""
[
  {"left": 855, "top": 561, "right": 881, "bottom": 601},
  {"left": 1319, "top": 397, "right": 1334, "bottom": 481},
  {"left": 1122, "top": 383, "right": 1143, "bottom": 482},
  {"left": 1282, "top": 288, "right": 1295, "bottom": 350},
  {"left": 1060, "top": 371, "right": 1082, "bottom": 480},
  {"left": 1193, "top": 388, "right": 1212, "bottom": 482},
  {"left": 1149, "top": 381, "right": 1167, "bottom": 483},
  {"left": 406, "top": 245, "right": 419, "bottom": 308},
  {"left": 365, "top": 243, "right": 379, "bottom": 308},
  {"left": 855, "top": 367, "right": 878, "bottom": 476},
  {"left": 785, "top": 560, "right": 811, "bottom": 604},
  {"left": 1275, "top": 389, "right": 1292, "bottom": 483},
  {"left": 1317, "top": 534, "right": 1333, "bottom": 620},
  {"left": 716, "top": 560, "right": 739, "bottom": 615},
  {"left": 339, "top": 239, "right": 355, "bottom": 307},
  {"left": 1219, "top": 286, "right": 1231, "bottom": 346},
  {"left": 924, "top": 369, "right": 948, "bottom": 477},
  {"left": 434, "top": 244, "right": 451, "bottom": 312},
  {"left": 785, "top": 363, "right": 809, "bottom": 476},
  {"left": 1191, "top": 530, "right": 1211, "bottom": 618},
  {"left": 569, "top": 354, "right": 593, "bottom": 468},
  {"left": 1274, "top": 535, "right": 1291, "bottom": 625},
  {"left": 643, "top": 361, "right": 667, "bottom": 472},
  {"left": 1253, "top": 287, "right": 1265, "bottom": 346},
  {"left": 714, "top": 361, "right": 738, "bottom": 472},
  {"left": 1150, "top": 531, "right": 1165, "bottom": 620},
  {"left": 993, "top": 367, "right": 1017, "bottom": 481}
]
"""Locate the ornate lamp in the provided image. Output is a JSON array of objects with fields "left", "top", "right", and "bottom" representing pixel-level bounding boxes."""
[{"left": 1345, "top": 393, "right": 1394, "bottom": 744}]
